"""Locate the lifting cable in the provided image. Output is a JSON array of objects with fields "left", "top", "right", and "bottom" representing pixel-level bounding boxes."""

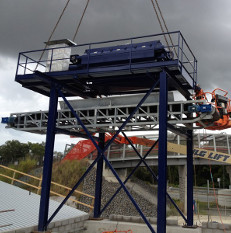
[
  {"left": 150, "top": 0, "right": 169, "bottom": 46},
  {"left": 150, "top": 0, "right": 177, "bottom": 56},
  {"left": 37, "top": 0, "right": 174, "bottom": 69},
  {"left": 36, "top": 0, "right": 71, "bottom": 70},
  {"left": 36, "top": 0, "right": 90, "bottom": 70},
  {"left": 72, "top": 0, "right": 90, "bottom": 42}
]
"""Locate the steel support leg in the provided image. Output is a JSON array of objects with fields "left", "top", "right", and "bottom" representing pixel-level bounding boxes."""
[
  {"left": 157, "top": 71, "right": 168, "bottom": 233},
  {"left": 187, "top": 129, "right": 194, "bottom": 226},
  {"left": 38, "top": 85, "right": 58, "bottom": 231},
  {"left": 94, "top": 132, "right": 105, "bottom": 218},
  {"left": 45, "top": 80, "right": 159, "bottom": 230}
]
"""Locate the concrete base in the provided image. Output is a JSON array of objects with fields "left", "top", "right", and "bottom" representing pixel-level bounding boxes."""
[{"left": 81, "top": 220, "right": 202, "bottom": 233}]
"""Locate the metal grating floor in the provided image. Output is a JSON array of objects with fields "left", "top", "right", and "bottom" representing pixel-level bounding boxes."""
[{"left": 0, "top": 181, "right": 88, "bottom": 232}]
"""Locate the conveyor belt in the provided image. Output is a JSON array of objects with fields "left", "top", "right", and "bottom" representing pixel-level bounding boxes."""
[{"left": 4, "top": 94, "right": 213, "bottom": 134}]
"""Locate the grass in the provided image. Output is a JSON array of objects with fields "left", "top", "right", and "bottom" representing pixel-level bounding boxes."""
[
  {"left": 0, "top": 157, "right": 37, "bottom": 183},
  {"left": 1, "top": 158, "right": 89, "bottom": 200},
  {"left": 50, "top": 159, "right": 89, "bottom": 198},
  {"left": 167, "top": 199, "right": 184, "bottom": 217}
]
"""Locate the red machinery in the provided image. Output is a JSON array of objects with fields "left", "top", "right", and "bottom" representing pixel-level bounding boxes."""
[
  {"left": 194, "top": 86, "right": 231, "bottom": 130},
  {"left": 63, "top": 87, "right": 231, "bottom": 161},
  {"left": 63, "top": 133, "right": 155, "bottom": 161}
]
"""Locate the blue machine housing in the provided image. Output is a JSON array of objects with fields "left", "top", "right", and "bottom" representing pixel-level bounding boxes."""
[
  {"left": 188, "top": 104, "right": 212, "bottom": 113},
  {"left": 15, "top": 31, "right": 197, "bottom": 98},
  {"left": 1, "top": 117, "right": 15, "bottom": 126},
  {"left": 70, "top": 40, "right": 173, "bottom": 69}
]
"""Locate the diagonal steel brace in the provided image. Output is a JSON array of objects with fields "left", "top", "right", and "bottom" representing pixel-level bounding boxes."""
[
  {"left": 122, "top": 132, "right": 187, "bottom": 223},
  {"left": 46, "top": 77, "right": 160, "bottom": 232}
]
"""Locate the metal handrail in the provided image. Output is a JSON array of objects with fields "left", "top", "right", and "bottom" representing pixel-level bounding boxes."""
[
  {"left": 0, "top": 164, "right": 94, "bottom": 211},
  {"left": 16, "top": 31, "right": 197, "bottom": 87}
]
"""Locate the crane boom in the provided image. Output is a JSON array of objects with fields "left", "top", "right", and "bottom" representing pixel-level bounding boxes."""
[{"left": 63, "top": 134, "right": 231, "bottom": 165}]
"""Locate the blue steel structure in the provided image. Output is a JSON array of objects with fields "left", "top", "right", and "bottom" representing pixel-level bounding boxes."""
[{"left": 14, "top": 31, "right": 196, "bottom": 233}]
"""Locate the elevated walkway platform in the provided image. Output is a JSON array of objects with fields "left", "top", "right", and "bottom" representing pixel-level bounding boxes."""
[
  {"left": 15, "top": 31, "right": 197, "bottom": 98},
  {"left": 0, "top": 181, "right": 88, "bottom": 232}
]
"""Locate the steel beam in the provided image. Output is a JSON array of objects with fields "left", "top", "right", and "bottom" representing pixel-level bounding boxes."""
[
  {"left": 94, "top": 132, "right": 105, "bottom": 218},
  {"left": 7, "top": 98, "right": 211, "bottom": 133},
  {"left": 100, "top": 137, "right": 159, "bottom": 215},
  {"left": 121, "top": 133, "right": 187, "bottom": 223},
  {"left": 157, "top": 71, "right": 168, "bottom": 233},
  {"left": 55, "top": 127, "right": 98, "bottom": 140},
  {"left": 187, "top": 129, "right": 194, "bottom": 226},
  {"left": 45, "top": 80, "right": 159, "bottom": 231},
  {"left": 38, "top": 85, "right": 58, "bottom": 231},
  {"left": 167, "top": 123, "right": 188, "bottom": 138},
  {"left": 102, "top": 154, "right": 156, "bottom": 233}
]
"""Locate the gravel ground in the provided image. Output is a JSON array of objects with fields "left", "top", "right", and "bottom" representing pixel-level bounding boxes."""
[{"left": 78, "top": 168, "right": 157, "bottom": 218}]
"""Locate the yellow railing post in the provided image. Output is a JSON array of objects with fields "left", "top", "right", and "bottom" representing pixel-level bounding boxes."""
[
  {"left": 37, "top": 175, "right": 42, "bottom": 194},
  {"left": 11, "top": 171, "right": 16, "bottom": 185},
  {"left": 0, "top": 164, "right": 95, "bottom": 211},
  {"left": 89, "top": 198, "right": 95, "bottom": 214}
]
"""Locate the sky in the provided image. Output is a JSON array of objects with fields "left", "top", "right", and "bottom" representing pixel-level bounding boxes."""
[{"left": 1, "top": 0, "right": 231, "bottom": 152}]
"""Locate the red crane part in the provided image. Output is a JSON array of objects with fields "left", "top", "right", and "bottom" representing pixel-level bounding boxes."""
[{"left": 63, "top": 133, "right": 157, "bottom": 161}]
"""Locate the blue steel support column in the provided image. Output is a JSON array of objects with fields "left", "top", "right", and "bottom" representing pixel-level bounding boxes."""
[
  {"left": 94, "top": 132, "right": 105, "bottom": 218},
  {"left": 187, "top": 129, "right": 194, "bottom": 226},
  {"left": 38, "top": 85, "right": 58, "bottom": 231},
  {"left": 157, "top": 71, "right": 168, "bottom": 233}
]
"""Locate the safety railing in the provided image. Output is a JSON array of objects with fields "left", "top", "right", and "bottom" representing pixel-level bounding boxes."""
[
  {"left": 15, "top": 31, "right": 197, "bottom": 87},
  {"left": 0, "top": 164, "right": 94, "bottom": 212}
]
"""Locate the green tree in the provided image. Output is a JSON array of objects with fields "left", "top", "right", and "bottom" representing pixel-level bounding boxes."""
[
  {"left": 0, "top": 140, "right": 29, "bottom": 164},
  {"left": 0, "top": 140, "right": 46, "bottom": 165},
  {"left": 28, "top": 142, "right": 45, "bottom": 164}
]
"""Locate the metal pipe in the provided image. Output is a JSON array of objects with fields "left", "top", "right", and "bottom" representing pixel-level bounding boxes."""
[
  {"left": 38, "top": 85, "right": 58, "bottom": 231},
  {"left": 94, "top": 133, "right": 105, "bottom": 218},
  {"left": 187, "top": 129, "right": 194, "bottom": 226},
  {"left": 157, "top": 71, "right": 168, "bottom": 233}
]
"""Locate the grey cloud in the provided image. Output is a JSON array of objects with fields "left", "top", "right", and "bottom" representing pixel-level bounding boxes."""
[
  {"left": 1, "top": 0, "right": 231, "bottom": 90},
  {"left": 1, "top": 0, "right": 231, "bottom": 141}
]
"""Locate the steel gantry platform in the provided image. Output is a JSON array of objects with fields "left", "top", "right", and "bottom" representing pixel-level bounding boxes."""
[{"left": 6, "top": 31, "right": 198, "bottom": 233}]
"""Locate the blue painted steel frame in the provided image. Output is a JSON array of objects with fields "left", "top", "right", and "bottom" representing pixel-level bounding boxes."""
[
  {"left": 187, "top": 129, "right": 194, "bottom": 226},
  {"left": 38, "top": 84, "right": 58, "bottom": 231},
  {"left": 94, "top": 132, "right": 105, "bottom": 218},
  {"left": 157, "top": 71, "right": 168, "bottom": 233},
  {"left": 15, "top": 31, "right": 197, "bottom": 98},
  {"left": 100, "top": 135, "right": 159, "bottom": 215},
  {"left": 38, "top": 76, "right": 159, "bottom": 233},
  {"left": 35, "top": 70, "right": 193, "bottom": 232},
  {"left": 120, "top": 132, "right": 187, "bottom": 223}
]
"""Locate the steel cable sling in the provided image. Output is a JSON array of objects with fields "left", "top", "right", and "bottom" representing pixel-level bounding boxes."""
[
  {"left": 35, "top": 0, "right": 71, "bottom": 70},
  {"left": 36, "top": 0, "right": 90, "bottom": 70},
  {"left": 73, "top": 0, "right": 90, "bottom": 42},
  {"left": 150, "top": 0, "right": 177, "bottom": 56}
]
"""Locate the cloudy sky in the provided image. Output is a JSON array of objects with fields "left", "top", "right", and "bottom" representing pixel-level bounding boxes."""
[{"left": 1, "top": 0, "right": 231, "bottom": 151}]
